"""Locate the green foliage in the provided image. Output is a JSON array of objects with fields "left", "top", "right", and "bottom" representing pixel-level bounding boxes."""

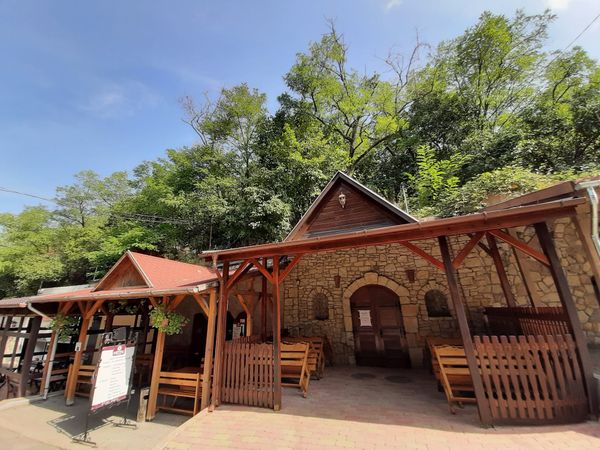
[
  {"left": 407, "top": 146, "right": 470, "bottom": 210},
  {"left": 1, "top": 11, "right": 599, "bottom": 297},
  {"left": 50, "top": 313, "right": 80, "bottom": 339},
  {"left": 149, "top": 305, "right": 189, "bottom": 335}
]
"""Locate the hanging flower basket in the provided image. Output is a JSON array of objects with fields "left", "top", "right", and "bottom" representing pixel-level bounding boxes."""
[
  {"left": 50, "top": 313, "right": 80, "bottom": 339},
  {"left": 149, "top": 305, "right": 189, "bottom": 335}
]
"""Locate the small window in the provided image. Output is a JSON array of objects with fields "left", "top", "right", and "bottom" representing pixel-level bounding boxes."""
[
  {"left": 313, "top": 293, "right": 329, "bottom": 320},
  {"left": 425, "top": 289, "right": 451, "bottom": 317}
]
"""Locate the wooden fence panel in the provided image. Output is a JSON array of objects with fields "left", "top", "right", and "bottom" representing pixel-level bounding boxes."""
[
  {"left": 484, "top": 307, "right": 571, "bottom": 336},
  {"left": 474, "top": 334, "right": 588, "bottom": 424},
  {"left": 221, "top": 341, "right": 274, "bottom": 409}
]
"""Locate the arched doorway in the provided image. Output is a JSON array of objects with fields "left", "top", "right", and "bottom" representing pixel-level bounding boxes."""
[{"left": 350, "top": 285, "right": 410, "bottom": 367}]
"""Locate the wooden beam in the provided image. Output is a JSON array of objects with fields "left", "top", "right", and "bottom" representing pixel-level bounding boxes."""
[
  {"left": 534, "top": 221, "right": 598, "bottom": 416},
  {"left": 211, "top": 261, "right": 229, "bottom": 409},
  {"left": 401, "top": 241, "right": 444, "bottom": 270},
  {"left": 438, "top": 236, "right": 492, "bottom": 426},
  {"left": 39, "top": 329, "right": 58, "bottom": 399},
  {"left": 169, "top": 294, "right": 186, "bottom": 311},
  {"left": 272, "top": 256, "right": 282, "bottom": 411},
  {"left": 76, "top": 301, "right": 87, "bottom": 315},
  {"left": 65, "top": 315, "right": 91, "bottom": 405},
  {"left": 85, "top": 299, "right": 105, "bottom": 320},
  {"left": 0, "top": 315, "right": 12, "bottom": 364},
  {"left": 194, "top": 294, "right": 210, "bottom": 317},
  {"left": 261, "top": 276, "right": 268, "bottom": 341},
  {"left": 280, "top": 254, "right": 305, "bottom": 282},
  {"left": 59, "top": 302, "right": 73, "bottom": 315},
  {"left": 235, "top": 294, "right": 254, "bottom": 337},
  {"left": 146, "top": 329, "right": 166, "bottom": 420},
  {"left": 249, "top": 258, "right": 274, "bottom": 284},
  {"left": 148, "top": 297, "right": 158, "bottom": 308},
  {"left": 201, "top": 288, "right": 218, "bottom": 410},
  {"left": 488, "top": 229, "right": 550, "bottom": 267},
  {"left": 452, "top": 232, "right": 484, "bottom": 269},
  {"left": 486, "top": 233, "right": 517, "bottom": 307},
  {"left": 507, "top": 228, "right": 541, "bottom": 307},
  {"left": 225, "top": 260, "right": 251, "bottom": 290},
  {"left": 571, "top": 212, "right": 600, "bottom": 291},
  {"left": 207, "top": 199, "right": 584, "bottom": 262},
  {"left": 19, "top": 316, "right": 41, "bottom": 397}
]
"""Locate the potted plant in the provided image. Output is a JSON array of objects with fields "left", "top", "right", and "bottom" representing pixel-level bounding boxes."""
[{"left": 149, "top": 305, "right": 189, "bottom": 335}]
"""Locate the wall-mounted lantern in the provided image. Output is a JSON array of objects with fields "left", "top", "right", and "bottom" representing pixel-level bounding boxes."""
[{"left": 338, "top": 191, "right": 346, "bottom": 208}]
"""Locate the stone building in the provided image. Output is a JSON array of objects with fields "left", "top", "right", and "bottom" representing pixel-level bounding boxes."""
[{"left": 269, "top": 173, "right": 600, "bottom": 367}]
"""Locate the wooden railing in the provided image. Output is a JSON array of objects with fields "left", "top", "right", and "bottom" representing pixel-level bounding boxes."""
[
  {"left": 221, "top": 340, "right": 273, "bottom": 408},
  {"left": 474, "top": 334, "right": 588, "bottom": 423},
  {"left": 484, "top": 307, "right": 571, "bottom": 336}
]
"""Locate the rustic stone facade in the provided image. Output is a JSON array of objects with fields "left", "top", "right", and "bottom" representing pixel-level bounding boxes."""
[{"left": 280, "top": 217, "right": 600, "bottom": 366}]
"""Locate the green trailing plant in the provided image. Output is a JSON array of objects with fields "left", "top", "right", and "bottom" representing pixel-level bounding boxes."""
[
  {"left": 107, "top": 300, "right": 143, "bottom": 315},
  {"left": 149, "top": 305, "right": 189, "bottom": 335},
  {"left": 50, "top": 313, "right": 80, "bottom": 339}
]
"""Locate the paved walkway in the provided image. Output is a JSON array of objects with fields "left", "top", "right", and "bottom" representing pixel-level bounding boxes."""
[
  {"left": 158, "top": 366, "right": 600, "bottom": 450},
  {"left": 0, "top": 392, "right": 186, "bottom": 449}
]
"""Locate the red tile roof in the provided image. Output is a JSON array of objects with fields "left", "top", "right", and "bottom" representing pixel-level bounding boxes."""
[{"left": 0, "top": 251, "right": 219, "bottom": 308}]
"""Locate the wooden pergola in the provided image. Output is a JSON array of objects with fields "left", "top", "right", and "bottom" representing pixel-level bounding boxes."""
[
  {"left": 203, "top": 197, "right": 598, "bottom": 425},
  {"left": 0, "top": 251, "right": 221, "bottom": 416}
]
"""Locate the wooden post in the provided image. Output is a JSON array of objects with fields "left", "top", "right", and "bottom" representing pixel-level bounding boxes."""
[
  {"left": 65, "top": 314, "right": 91, "bottom": 405},
  {"left": 571, "top": 212, "right": 600, "bottom": 289},
  {"left": 439, "top": 236, "right": 492, "bottom": 426},
  {"left": 40, "top": 329, "right": 58, "bottom": 399},
  {"left": 18, "top": 316, "right": 41, "bottom": 397},
  {"left": 507, "top": 229, "right": 541, "bottom": 307},
  {"left": 272, "top": 256, "right": 282, "bottom": 411},
  {"left": 486, "top": 233, "right": 517, "bottom": 307},
  {"left": 211, "top": 261, "right": 229, "bottom": 409},
  {"left": 261, "top": 275, "right": 267, "bottom": 341},
  {"left": 534, "top": 221, "right": 598, "bottom": 415},
  {"left": 0, "top": 315, "right": 13, "bottom": 364},
  {"left": 201, "top": 288, "right": 218, "bottom": 410},
  {"left": 146, "top": 329, "right": 166, "bottom": 420}
]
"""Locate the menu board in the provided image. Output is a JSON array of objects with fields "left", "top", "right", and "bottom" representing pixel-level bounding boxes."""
[
  {"left": 358, "top": 309, "right": 372, "bottom": 327},
  {"left": 91, "top": 344, "right": 135, "bottom": 412}
]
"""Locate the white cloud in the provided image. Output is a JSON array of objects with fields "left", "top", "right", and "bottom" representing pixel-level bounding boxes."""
[
  {"left": 385, "top": 0, "right": 403, "bottom": 12},
  {"left": 79, "top": 81, "right": 160, "bottom": 119},
  {"left": 543, "top": 0, "right": 572, "bottom": 11}
]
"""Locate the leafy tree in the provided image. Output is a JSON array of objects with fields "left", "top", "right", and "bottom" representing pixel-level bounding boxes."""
[
  {"left": 407, "top": 146, "right": 470, "bottom": 214},
  {"left": 285, "top": 23, "right": 427, "bottom": 171},
  {"left": 0, "top": 207, "right": 64, "bottom": 296}
]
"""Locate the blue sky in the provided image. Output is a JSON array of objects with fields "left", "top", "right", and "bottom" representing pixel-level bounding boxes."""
[{"left": 1, "top": 0, "right": 599, "bottom": 213}]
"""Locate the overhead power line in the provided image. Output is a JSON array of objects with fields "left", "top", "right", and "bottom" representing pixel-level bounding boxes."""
[
  {"left": 0, "top": 186, "right": 194, "bottom": 225},
  {"left": 0, "top": 186, "right": 54, "bottom": 202}
]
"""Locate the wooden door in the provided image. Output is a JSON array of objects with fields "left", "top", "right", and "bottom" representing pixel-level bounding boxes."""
[{"left": 351, "top": 285, "right": 410, "bottom": 367}]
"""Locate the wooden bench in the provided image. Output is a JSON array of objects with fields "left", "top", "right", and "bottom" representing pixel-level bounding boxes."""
[
  {"left": 433, "top": 345, "right": 476, "bottom": 414},
  {"left": 281, "top": 342, "right": 310, "bottom": 398},
  {"left": 157, "top": 371, "right": 202, "bottom": 416},
  {"left": 426, "top": 337, "right": 462, "bottom": 383},
  {"left": 67, "top": 364, "right": 96, "bottom": 398},
  {"left": 286, "top": 337, "right": 325, "bottom": 379}
]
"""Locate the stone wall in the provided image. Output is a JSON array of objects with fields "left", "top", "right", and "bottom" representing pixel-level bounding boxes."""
[{"left": 280, "top": 217, "right": 600, "bottom": 366}]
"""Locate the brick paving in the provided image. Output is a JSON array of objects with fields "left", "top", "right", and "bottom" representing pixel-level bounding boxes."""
[{"left": 157, "top": 367, "right": 600, "bottom": 450}]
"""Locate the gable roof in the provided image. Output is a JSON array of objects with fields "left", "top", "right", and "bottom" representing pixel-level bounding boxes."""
[
  {"left": 93, "top": 251, "right": 217, "bottom": 291},
  {"left": 285, "top": 172, "right": 416, "bottom": 241},
  {"left": 0, "top": 251, "right": 219, "bottom": 309}
]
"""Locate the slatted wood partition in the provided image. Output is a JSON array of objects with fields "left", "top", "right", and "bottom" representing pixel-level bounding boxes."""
[
  {"left": 484, "top": 307, "right": 571, "bottom": 336},
  {"left": 221, "top": 341, "right": 274, "bottom": 409},
  {"left": 474, "top": 335, "right": 588, "bottom": 423}
]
